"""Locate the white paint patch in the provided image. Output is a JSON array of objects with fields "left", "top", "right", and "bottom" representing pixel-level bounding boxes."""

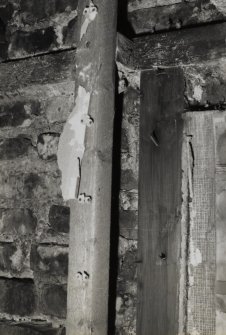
[
  {"left": 193, "top": 85, "right": 203, "bottom": 102},
  {"left": 191, "top": 328, "right": 200, "bottom": 335},
  {"left": 190, "top": 242, "right": 202, "bottom": 267},
  {"left": 80, "top": 1, "right": 98, "bottom": 40},
  {"left": 57, "top": 86, "right": 90, "bottom": 201},
  {"left": 216, "top": 310, "right": 226, "bottom": 335}
]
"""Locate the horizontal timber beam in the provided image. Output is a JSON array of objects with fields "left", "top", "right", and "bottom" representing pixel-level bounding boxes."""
[
  {"left": 132, "top": 21, "right": 226, "bottom": 68},
  {"left": 0, "top": 50, "right": 76, "bottom": 92},
  {"left": 128, "top": 0, "right": 225, "bottom": 34}
]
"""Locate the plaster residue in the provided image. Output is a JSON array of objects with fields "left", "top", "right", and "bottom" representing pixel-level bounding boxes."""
[
  {"left": 211, "top": 0, "right": 226, "bottom": 14},
  {"left": 57, "top": 86, "right": 90, "bottom": 201},
  {"left": 116, "top": 62, "right": 140, "bottom": 92},
  {"left": 190, "top": 242, "right": 202, "bottom": 267},
  {"left": 216, "top": 310, "right": 226, "bottom": 335},
  {"left": 191, "top": 328, "right": 200, "bottom": 335},
  {"left": 193, "top": 85, "right": 203, "bottom": 103},
  {"left": 80, "top": 1, "right": 98, "bottom": 40}
]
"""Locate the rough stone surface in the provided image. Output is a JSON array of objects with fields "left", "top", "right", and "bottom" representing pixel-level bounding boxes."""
[
  {"left": 184, "top": 59, "right": 226, "bottom": 108},
  {"left": 0, "top": 208, "right": 37, "bottom": 237},
  {"left": 0, "top": 0, "right": 78, "bottom": 61},
  {"left": 48, "top": 205, "right": 70, "bottom": 234},
  {"left": 116, "top": 237, "right": 137, "bottom": 335},
  {"left": 127, "top": 0, "right": 226, "bottom": 35},
  {"left": 0, "top": 136, "right": 32, "bottom": 160},
  {"left": 0, "top": 241, "right": 32, "bottom": 278},
  {"left": 0, "top": 278, "right": 36, "bottom": 316},
  {"left": 0, "top": 322, "right": 65, "bottom": 335},
  {"left": 31, "top": 245, "right": 68, "bottom": 277},
  {"left": 0, "top": 101, "right": 41, "bottom": 128},
  {"left": 116, "top": 85, "right": 140, "bottom": 335},
  {"left": 39, "top": 284, "right": 67, "bottom": 318},
  {"left": 37, "top": 133, "right": 60, "bottom": 160}
]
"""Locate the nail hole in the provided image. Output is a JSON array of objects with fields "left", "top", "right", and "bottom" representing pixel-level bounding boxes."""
[{"left": 159, "top": 253, "right": 167, "bottom": 260}]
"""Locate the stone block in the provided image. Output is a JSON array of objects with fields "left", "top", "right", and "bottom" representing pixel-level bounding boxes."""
[
  {"left": 37, "top": 133, "right": 60, "bottom": 160},
  {"left": 184, "top": 61, "right": 226, "bottom": 107},
  {"left": 120, "top": 169, "right": 138, "bottom": 191},
  {"left": 48, "top": 205, "right": 70, "bottom": 234},
  {"left": 40, "top": 284, "right": 67, "bottom": 318},
  {"left": 0, "top": 241, "right": 32, "bottom": 278},
  {"left": 0, "top": 171, "right": 62, "bottom": 200},
  {"left": 0, "top": 208, "right": 37, "bottom": 237},
  {"left": 0, "top": 278, "right": 36, "bottom": 316},
  {"left": 31, "top": 245, "right": 68, "bottom": 277},
  {"left": 119, "top": 191, "right": 138, "bottom": 211},
  {"left": 119, "top": 210, "right": 138, "bottom": 240},
  {"left": 45, "top": 94, "right": 74, "bottom": 124},
  {"left": 0, "top": 322, "right": 65, "bottom": 335},
  {"left": 0, "top": 100, "right": 41, "bottom": 128},
  {"left": 0, "top": 136, "right": 32, "bottom": 160},
  {"left": 0, "top": 0, "right": 78, "bottom": 61}
]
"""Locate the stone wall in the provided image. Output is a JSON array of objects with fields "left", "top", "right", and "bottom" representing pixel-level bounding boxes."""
[
  {"left": 116, "top": 87, "right": 140, "bottom": 335},
  {"left": 0, "top": 1, "right": 77, "bottom": 333}
]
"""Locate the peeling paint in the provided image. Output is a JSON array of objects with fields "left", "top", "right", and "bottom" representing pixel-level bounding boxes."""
[
  {"left": 57, "top": 86, "right": 90, "bottom": 201},
  {"left": 80, "top": 1, "right": 98, "bottom": 40}
]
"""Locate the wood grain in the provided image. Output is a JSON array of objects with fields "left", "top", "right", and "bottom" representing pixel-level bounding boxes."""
[
  {"left": 128, "top": 0, "right": 225, "bottom": 35},
  {"left": 0, "top": 50, "right": 76, "bottom": 92},
  {"left": 66, "top": 1, "right": 118, "bottom": 334},
  {"left": 137, "top": 68, "right": 185, "bottom": 335},
  {"left": 133, "top": 22, "right": 226, "bottom": 68}
]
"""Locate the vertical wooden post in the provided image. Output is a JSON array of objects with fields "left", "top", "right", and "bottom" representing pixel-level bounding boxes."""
[
  {"left": 137, "top": 68, "right": 185, "bottom": 335},
  {"left": 65, "top": 1, "right": 118, "bottom": 334}
]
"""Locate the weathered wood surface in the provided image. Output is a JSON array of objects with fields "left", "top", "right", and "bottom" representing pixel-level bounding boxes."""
[
  {"left": 182, "top": 112, "right": 216, "bottom": 334},
  {"left": 128, "top": 0, "right": 225, "bottom": 34},
  {"left": 66, "top": 1, "right": 118, "bottom": 335},
  {"left": 214, "top": 112, "right": 226, "bottom": 335},
  {"left": 0, "top": 51, "right": 76, "bottom": 92},
  {"left": 137, "top": 68, "right": 185, "bottom": 335},
  {"left": 132, "top": 22, "right": 226, "bottom": 68}
]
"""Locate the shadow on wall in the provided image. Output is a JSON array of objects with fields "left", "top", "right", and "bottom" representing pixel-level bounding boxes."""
[
  {"left": 108, "top": 71, "right": 124, "bottom": 335},
  {"left": 117, "top": 0, "right": 134, "bottom": 38}
]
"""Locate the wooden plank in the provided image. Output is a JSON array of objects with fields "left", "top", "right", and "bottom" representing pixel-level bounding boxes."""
[
  {"left": 128, "top": 0, "right": 225, "bottom": 34},
  {"left": 65, "top": 1, "right": 118, "bottom": 334},
  {"left": 0, "top": 50, "right": 75, "bottom": 92},
  {"left": 182, "top": 111, "right": 216, "bottom": 334},
  {"left": 214, "top": 112, "right": 226, "bottom": 335},
  {"left": 137, "top": 68, "right": 185, "bottom": 335},
  {"left": 133, "top": 22, "right": 226, "bottom": 68}
]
